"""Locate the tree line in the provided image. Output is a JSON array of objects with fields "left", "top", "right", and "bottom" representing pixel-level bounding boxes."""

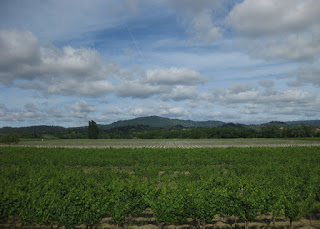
[
  {"left": 1, "top": 121, "right": 319, "bottom": 140},
  {"left": 83, "top": 123, "right": 320, "bottom": 139}
]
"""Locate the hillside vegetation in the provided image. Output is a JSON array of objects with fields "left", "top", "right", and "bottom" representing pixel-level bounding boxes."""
[
  {"left": 1, "top": 146, "right": 320, "bottom": 228},
  {"left": 0, "top": 116, "right": 320, "bottom": 139}
]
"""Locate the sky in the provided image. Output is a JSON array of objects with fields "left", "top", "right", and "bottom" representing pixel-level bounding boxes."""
[{"left": 0, "top": 0, "right": 320, "bottom": 127}]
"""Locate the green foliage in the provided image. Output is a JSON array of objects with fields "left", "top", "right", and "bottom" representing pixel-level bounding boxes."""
[
  {"left": 0, "top": 146, "right": 319, "bottom": 228},
  {"left": 88, "top": 120, "right": 99, "bottom": 139},
  {"left": 0, "top": 133, "right": 19, "bottom": 144},
  {"left": 190, "top": 180, "right": 228, "bottom": 227},
  {"left": 147, "top": 183, "right": 191, "bottom": 226},
  {"left": 2, "top": 118, "right": 320, "bottom": 139}
]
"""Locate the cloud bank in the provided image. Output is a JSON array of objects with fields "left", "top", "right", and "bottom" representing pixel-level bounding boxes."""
[{"left": 0, "top": 0, "right": 320, "bottom": 126}]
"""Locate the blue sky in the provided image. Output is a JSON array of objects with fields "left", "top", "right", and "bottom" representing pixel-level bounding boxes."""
[{"left": 0, "top": 0, "right": 319, "bottom": 127}]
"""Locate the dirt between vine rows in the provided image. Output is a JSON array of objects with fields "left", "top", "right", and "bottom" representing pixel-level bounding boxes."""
[
  {"left": 1, "top": 138, "right": 320, "bottom": 149},
  {"left": 2, "top": 142, "right": 320, "bottom": 149},
  {"left": 1, "top": 210, "right": 320, "bottom": 229}
]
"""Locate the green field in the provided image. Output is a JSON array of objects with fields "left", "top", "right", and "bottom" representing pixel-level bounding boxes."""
[
  {"left": 6, "top": 137, "right": 320, "bottom": 148},
  {"left": 1, "top": 146, "right": 320, "bottom": 228}
]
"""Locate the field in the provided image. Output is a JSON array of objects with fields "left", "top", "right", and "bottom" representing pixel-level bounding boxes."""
[
  {"left": 12, "top": 137, "right": 320, "bottom": 148},
  {"left": 1, "top": 144, "right": 320, "bottom": 229}
]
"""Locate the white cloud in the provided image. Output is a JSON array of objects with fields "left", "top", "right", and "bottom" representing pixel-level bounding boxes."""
[
  {"left": 212, "top": 83, "right": 318, "bottom": 118},
  {"left": 105, "top": 107, "right": 123, "bottom": 115},
  {"left": 238, "top": 34, "right": 320, "bottom": 61},
  {"left": 1, "top": 2, "right": 320, "bottom": 127},
  {"left": 0, "top": 29, "right": 117, "bottom": 97},
  {"left": 259, "top": 79, "right": 274, "bottom": 88},
  {"left": 244, "top": 104, "right": 260, "bottom": 115},
  {"left": 67, "top": 100, "right": 95, "bottom": 118},
  {"left": 45, "top": 79, "right": 114, "bottom": 97},
  {"left": 226, "top": 0, "right": 320, "bottom": 62},
  {"left": 41, "top": 46, "right": 114, "bottom": 80},
  {"left": 227, "top": 0, "right": 320, "bottom": 37},
  {"left": 228, "top": 83, "right": 254, "bottom": 94},
  {"left": 188, "top": 10, "right": 222, "bottom": 43},
  {"left": 0, "top": 101, "right": 98, "bottom": 126},
  {"left": 145, "top": 67, "right": 205, "bottom": 85},
  {"left": 160, "top": 85, "right": 199, "bottom": 101},
  {"left": 168, "top": 0, "right": 226, "bottom": 43},
  {"left": 0, "top": 103, "right": 45, "bottom": 122},
  {"left": 0, "top": 29, "right": 39, "bottom": 65},
  {"left": 0, "top": 29, "right": 207, "bottom": 100},
  {"left": 0, "top": 0, "right": 140, "bottom": 42},
  {"left": 0, "top": 30, "right": 40, "bottom": 82},
  {"left": 126, "top": 102, "right": 188, "bottom": 118},
  {"left": 116, "top": 67, "right": 205, "bottom": 99},
  {"left": 116, "top": 80, "right": 165, "bottom": 98},
  {"left": 288, "top": 59, "right": 320, "bottom": 87}
]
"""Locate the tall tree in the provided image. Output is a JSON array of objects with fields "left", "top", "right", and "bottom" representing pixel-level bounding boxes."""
[
  {"left": 88, "top": 120, "right": 99, "bottom": 139},
  {"left": 0, "top": 133, "right": 19, "bottom": 145}
]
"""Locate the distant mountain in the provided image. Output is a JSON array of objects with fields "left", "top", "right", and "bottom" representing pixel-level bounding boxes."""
[
  {"left": 285, "top": 120, "right": 320, "bottom": 126},
  {"left": 1, "top": 117, "right": 320, "bottom": 135},
  {"left": 260, "top": 120, "right": 320, "bottom": 127},
  {"left": 0, "top": 125, "right": 66, "bottom": 134},
  {"left": 101, "top": 116, "right": 225, "bottom": 129},
  {"left": 260, "top": 121, "right": 289, "bottom": 127}
]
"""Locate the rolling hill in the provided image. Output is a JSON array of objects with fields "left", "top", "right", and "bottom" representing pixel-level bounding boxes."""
[
  {"left": 101, "top": 116, "right": 225, "bottom": 129},
  {"left": 1, "top": 116, "right": 320, "bottom": 135}
]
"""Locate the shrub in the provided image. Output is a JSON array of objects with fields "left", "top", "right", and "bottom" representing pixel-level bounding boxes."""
[{"left": 0, "top": 133, "right": 20, "bottom": 145}]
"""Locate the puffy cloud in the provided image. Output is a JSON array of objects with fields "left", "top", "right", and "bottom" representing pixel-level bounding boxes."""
[
  {"left": 259, "top": 79, "right": 274, "bottom": 88},
  {"left": 212, "top": 83, "right": 318, "bottom": 118},
  {"left": 288, "top": 59, "right": 320, "bottom": 87},
  {"left": 0, "top": 0, "right": 141, "bottom": 42},
  {"left": 239, "top": 34, "right": 320, "bottom": 61},
  {"left": 188, "top": 10, "right": 222, "bottom": 43},
  {"left": 145, "top": 67, "right": 205, "bottom": 85},
  {"left": 117, "top": 67, "right": 205, "bottom": 99},
  {"left": 228, "top": 83, "right": 254, "bottom": 94},
  {"left": 160, "top": 106, "right": 188, "bottom": 118},
  {"left": 0, "top": 29, "right": 117, "bottom": 97},
  {"left": 0, "top": 103, "right": 44, "bottom": 122},
  {"left": 67, "top": 100, "right": 95, "bottom": 118},
  {"left": 168, "top": 0, "right": 226, "bottom": 43},
  {"left": 227, "top": 0, "right": 320, "bottom": 37},
  {"left": 0, "top": 101, "right": 98, "bottom": 126},
  {"left": 45, "top": 79, "right": 114, "bottom": 97},
  {"left": 160, "top": 85, "right": 199, "bottom": 101},
  {"left": 226, "top": 0, "right": 320, "bottom": 62},
  {"left": 206, "top": 82, "right": 320, "bottom": 121},
  {"left": 215, "top": 87, "right": 315, "bottom": 106},
  {"left": 126, "top": 102, "right": 188, "bottom": 118},
  {"left": 0, "top": 29, "right": 205, "bottom": 100},
  {"left": 105, "top": 107, "right": 123, "bottom": 115},
  {"left": 244, "top": 104, "right": 260, "bottom": 115},
  {"left": 0, "top": 30, "right": 40, "bottom": 82},
  {"left": 41, "top": 46, "right": 115, "bottom": 80},
  {"left": 116, "top": 80, "right": 165, "bottom": 98}
]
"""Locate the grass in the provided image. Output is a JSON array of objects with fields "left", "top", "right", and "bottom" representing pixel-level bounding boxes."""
[{"left": 18, "top": 138, "right": 43, "bottom": 141}]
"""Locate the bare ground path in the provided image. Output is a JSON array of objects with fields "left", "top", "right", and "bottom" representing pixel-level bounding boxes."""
[{"left": 2, "top": 138, "right": 320, "bottom": 149}]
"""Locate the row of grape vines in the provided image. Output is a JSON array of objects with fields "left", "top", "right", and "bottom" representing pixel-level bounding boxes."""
[{"left": 1, "top": 146, "right": 320, "bottom": 228}]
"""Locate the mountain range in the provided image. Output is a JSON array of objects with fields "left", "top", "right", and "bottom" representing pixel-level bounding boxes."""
[
  {"left": 103, "top": 116, "right": 225, "bottom": 129},
  {"left": 1, "top": 116, "right": 320, "bottom": 134}
]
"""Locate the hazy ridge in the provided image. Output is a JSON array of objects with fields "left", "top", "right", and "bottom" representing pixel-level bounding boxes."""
[{"left": 1, "top": 116, "right": 320, "bottom": 135}]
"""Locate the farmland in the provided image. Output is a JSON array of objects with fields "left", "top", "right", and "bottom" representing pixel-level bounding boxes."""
[
  {"left": 8, "top": 137, "right": 320, "bottom": 148},
  {"left": 1, "top": 145, "right": 320, "bottom": 228}
]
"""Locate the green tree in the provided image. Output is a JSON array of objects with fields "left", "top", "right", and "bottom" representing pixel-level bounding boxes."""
[
  {"left": 88, "top": 120, "right": 99, "bottom": 139},
  {"left": 0, "top": 133, "right": 19, "bottom": 145}
]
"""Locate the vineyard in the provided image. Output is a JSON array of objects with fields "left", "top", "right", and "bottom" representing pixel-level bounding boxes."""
[
  {"left": 1, "top": 146, "right": 320, "bottom": 228},
  {"left": 10, "top": 138, "right": 320, "bottom": 148}
]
